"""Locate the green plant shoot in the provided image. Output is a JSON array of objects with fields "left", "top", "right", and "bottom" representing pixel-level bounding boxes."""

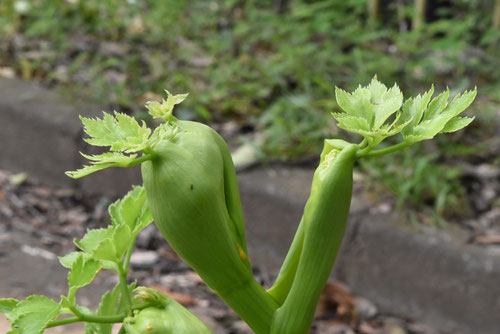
[{"left": 0, "top": 77, "right": 476, "bottom": 333}]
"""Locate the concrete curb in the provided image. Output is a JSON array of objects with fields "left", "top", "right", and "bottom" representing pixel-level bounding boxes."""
[
  {"left": 1, "top": 78, "right": 498, "bottom": 334},
  {"left": 0, "top": 78, "right": 141, "bottom": 195}
]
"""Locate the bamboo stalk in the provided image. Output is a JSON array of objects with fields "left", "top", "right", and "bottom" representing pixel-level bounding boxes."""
[
  {"left": 413, "top": 0, "right": 427, "bottom": 30},
  {"left": 493, "top": 0, "right": 500, "bottom": 29},
  {"left": 368, "top": 0, "right": 381, "bottom": 22}
]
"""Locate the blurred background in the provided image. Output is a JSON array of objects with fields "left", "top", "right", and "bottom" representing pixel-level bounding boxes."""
[
  {"left": 0, "top": 0, "right": 499, "bottom": 333},
  {"left": 0, "top": 0, "right": 498, "bottom": 223}
]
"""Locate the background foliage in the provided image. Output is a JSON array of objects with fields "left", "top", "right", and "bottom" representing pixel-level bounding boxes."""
[{"left": 0, "top": 0, "right": 498, "bottom": 223}]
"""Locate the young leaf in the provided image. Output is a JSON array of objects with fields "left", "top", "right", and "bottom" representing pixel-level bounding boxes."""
[
  {"left": 333, "top": 77, "right": 404, "bottom": 150},
  {"left": 92, "top": 224, "right": 132, "bottom": 262},
  {"left": 80, "top": 112, "right": 151, "bottom": 153},
  {"left": 75, "top": 224, "right": 133, "bottom": 263},
  {"left": 404, "top": 88, "right": 477, "bottom": 143},
  {"left": 109, "top": 186, "right": 153, "bottom": 233},
  {"left": 66, "top": 152, "right": 140, "bottom": 179},
  {"left": 85, "top": 285, "right": 122, "bottom": 334},
  {"left": 440, "top": 116, "right": 475, "bottom": 133},
  {"left": 440, "top": 88, "right": 477, "bottom": 119},
  {"left": 0, "top": 298, "right": 19, "bottom": 322},
  {"left": 59, "top": 251, "right": 82, "bottom": 269},
  {"left": 59, "top": 252, "right": 117, "bottom": 271},
  {"left": 68, "top": 254, "right": 102, "bottom": 290},
  {"left": 331, "top": 114, "right": 372, "bottom": 136},
  {"left": 8, "top": 296, "right": 61, "bottom": 334},
  {"left": 368, "top": 81, "right": 403, "bottom": 130},
  {"left": 423, "top": 89, "right": 450, "bottom": 121},
  {"left": 75, "top": 228, "right": 114, "bottom": 255},
  {"left": 400, "top": 86, "right": 434, "bottom": 137},
  {"left": 146, "top": 90, "right": 189, "bottom": 121},
  {"left": 66, "top": 112, "right": 154, "bottom": 179}
]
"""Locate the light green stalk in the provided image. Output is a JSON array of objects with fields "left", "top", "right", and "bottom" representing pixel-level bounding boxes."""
[{"left": 271, "top": 144, "right": 359, "bottom": 333}]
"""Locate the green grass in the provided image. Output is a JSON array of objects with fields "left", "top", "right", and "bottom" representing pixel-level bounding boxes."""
[{"left": 0, "top": 0, "right": 498, "bottom": 220}]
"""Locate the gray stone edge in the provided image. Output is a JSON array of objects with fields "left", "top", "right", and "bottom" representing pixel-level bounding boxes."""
[{"left": 1, "top": 78, "right": 498, "bottom": 334}]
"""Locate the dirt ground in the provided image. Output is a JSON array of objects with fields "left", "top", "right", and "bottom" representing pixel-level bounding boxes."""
[{"left": 0, "top": 169, "right": 448, "bottom": 334}]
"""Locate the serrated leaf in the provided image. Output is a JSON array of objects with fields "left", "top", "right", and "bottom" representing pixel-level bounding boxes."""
[
  {"left": 334, "top": 77, "right": 403, "bottom": 147},
  {"left": 109, "top": 186, "right": 153, "bottom": 234},
  {"left": 441, "top": 88, "right": 477, "bottom": 119},
  {"left": 77, "top": 224, "right": 132, "bottom": 262},
  {"left": 331, "top": 114, "right": 371, "bottom": 134},
  {"left": 68, "top": 254, "right": 102, "bottom": 290},
  {"left": 408, "top": 118, "right": 447, "bottom": 141},
  {"left": 369, "top": 82, "right": 403, "bottom": 130},
  {"left": 90, "top": 239, "right": 118, "bottom": 262},
  {"left": 0, "top": 298, "right": 19, "bottom": 322},
  {"left": 146, "top": 90, "right": 188, "bottom": 121},
  {"left": 6, "top": 329, "right": 20, "bottom": 334},
  {"left": 9, "top": 296, "right": 61, "bottom": 334},
  {"left": 0, "top": 299, "right": 19, "bottom": 314},
  {"left": 66, "top": 162, "right": 117, "bottom": 179},
  {"left": 80, "top": 112, "right": 151, "bottom": 152},
  {"left": 59, "top": 252, "right": 82, "bottom": 269},
  {"left": 66, "top": 152, "right": 142, "bottom": 179},
  {"left": 66, "top": 110, "right": 154, "bottom": 179},
  {"left": 335, "top": 87, "right": 367, "bottom": 119},
  {"left": 400, "top": 86, "right": 434, "bottom": 137},
  {"left": 59, "top": 252, "right": 117, "bottom": 271},
  {"left": 440, "top": 116, "right": 475, "bottom": 133},
  {"left": 75, "top": 228, "right": 114, "bottom": 254},
  {"left": 405, "top": 88, "right": 477, "bottom": 142},
  {"left": 424, "top": 89, "right": 449, "bottom": 121}
]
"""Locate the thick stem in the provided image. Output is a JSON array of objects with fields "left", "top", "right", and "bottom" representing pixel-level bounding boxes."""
[
  {"left": 270, "top": 145, "right": 358, "bottom": 333},
  {"left": 218, "top": 278, "right": 279, "bottom": 334}
]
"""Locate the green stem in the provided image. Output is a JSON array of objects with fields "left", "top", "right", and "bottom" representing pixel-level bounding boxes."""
[
  {"left": 118, "top": 265, "right": 133, "bottom": 314},
  {"left": 46, "top": 312, "right": 126, "bottom": 328},
  {"left": 121, "top": 154, "right": 153, "bottom": 168},
  {"left": 270, "top": 145, "right": 358, "bottom": 333},
  {"left": 123, "top": 237, "right": 136, "bottom": 274},
  {"left": 357, "top": 141, "right": 409, "bottom": 158},
  {"left": 46, "top": 317, "right": 81, "bottom": 328},
  {"left": 358, "top": 138, "right": 368, "bottom": 149},
  {"left": 68, "top": 304, "right": 126, "bottom": 324},
  {"left": 267, "top": 217, "right": 305, "bottom": 305},
  {"left": 218, "top": 278, "right": 279, "bottom": 334}
]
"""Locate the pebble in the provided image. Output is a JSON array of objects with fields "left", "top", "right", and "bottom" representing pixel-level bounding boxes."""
[
  {"left": 384, "top": 320, "right": 408, "bottom": 334},
  {"left": 354, "top": 297, "right": 378, "bottom": 319},
  {"left": 231, "top": 320, "right": 253, "bottom": 334},
  {"left": 129, "top": 250, "right": 159, "bottom": 270},
  {"left": 160, "top": 272, "right": 199, "bottom": 289},
  {"left": 315, "top": 321, "right": 356, "bottom": 334}
]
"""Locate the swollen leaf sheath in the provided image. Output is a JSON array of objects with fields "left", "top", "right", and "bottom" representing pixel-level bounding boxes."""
[
  {"left": 271, "top": 144, "right": 358, "bottom": 334},
  {"left": 141, "top": 120, "right": 277, "bottom": 333}
]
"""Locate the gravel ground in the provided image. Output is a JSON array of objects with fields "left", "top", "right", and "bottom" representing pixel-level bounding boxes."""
[{"left": 0, "top": 169, "right": 450, "bottom": 333}]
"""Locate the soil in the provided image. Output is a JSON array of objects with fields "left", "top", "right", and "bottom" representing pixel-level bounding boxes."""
[{"left": 0, "top": 168, "right": 464, "bottom": 333}]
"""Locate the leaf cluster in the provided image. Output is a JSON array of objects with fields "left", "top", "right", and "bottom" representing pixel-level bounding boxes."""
[
  {"left": 332, "top": 77, "right": 476, "bottom": 156},
  {"left": 66, "top": 91, "right": 187, "bottom": 179},
  {"left": 0, "top": 187, "right": 153, "bottom": 334}
]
